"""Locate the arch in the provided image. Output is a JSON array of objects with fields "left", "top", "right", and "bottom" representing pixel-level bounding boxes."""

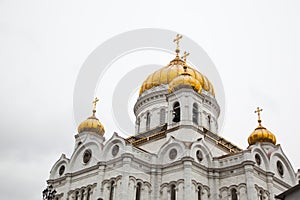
[
  {"left": 160, "top": 108, "right": 166, "bottom": 124},
  {"left": 146, "top": 112, "right": 150, "bottom": 130},
  {"left": 193, "top": 103, "right": 199, "bottom": 125},
  {"left": 173, "top": 102, "right": 180, "bottom": 123}
]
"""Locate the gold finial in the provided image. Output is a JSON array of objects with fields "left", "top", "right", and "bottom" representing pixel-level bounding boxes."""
[
  {"left": 181, "top": 51, "right": 190, "bottom": 63},
  {"left": 255, "top": 107, "right": 263, "bottom": 126},
  {"left": 92, "top": 97, "right": 99, "bottom": 116},
  {"left": 173, "top": 34, "right": 183, "bottom": 57}
]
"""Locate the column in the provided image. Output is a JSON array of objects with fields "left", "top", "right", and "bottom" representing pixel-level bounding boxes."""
[
  {"left": 183, "top": 157, "right": 193, "bottom": 199},
  {"left": 244, "top": 162, "right": 256, "bottom": 200}
]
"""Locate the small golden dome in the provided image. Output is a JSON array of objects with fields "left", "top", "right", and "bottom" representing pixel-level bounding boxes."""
[
  {"left": 138, "top": 35, "right": 215, "bottom": 97},
  {"left": 78, "top": 98, "right": 105, "bottom": 135},
  {"left": 248, "top": 125, "right": 276, "bottom": 145},
  {"left": 168, "top": 66, "right": 203, "bottom": 94},
  {"left": 248, "top": 107, "right": 276, "bottom": 145}
]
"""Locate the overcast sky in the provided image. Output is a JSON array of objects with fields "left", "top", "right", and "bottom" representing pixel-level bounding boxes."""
[{"left": 1, "top": 1, "right": 300, "bottom": 199}]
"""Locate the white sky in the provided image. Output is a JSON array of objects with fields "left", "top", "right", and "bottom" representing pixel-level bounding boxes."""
[{"left": 1, "top": 1, "right": 300, "bottom": 199}]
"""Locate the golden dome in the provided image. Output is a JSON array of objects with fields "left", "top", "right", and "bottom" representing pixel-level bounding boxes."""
[
  {"left": 168, "top": 66, "right": 203, "bottom": 93},
  {"left": 139, "top": 58, "right": 214, "bottom": 96},
  {"left": 78, "top": 98, "right": 105, "bottom": 135},
  {"left": 248, "top": 125, "right": 276, "bottom": 145},
  {"left": 139, "top": 35, "right": 215, "bottom": 97},
  {"left": 248, "top": 107, "right": 276, "bottom": 145}
]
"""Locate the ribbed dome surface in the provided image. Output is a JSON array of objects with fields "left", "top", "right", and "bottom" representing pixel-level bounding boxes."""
[{"left": 139, "top": 58, "right": 215, "bottom": 96}]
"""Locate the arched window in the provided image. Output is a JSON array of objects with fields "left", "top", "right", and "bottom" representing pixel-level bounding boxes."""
[
  {"left": 259, "top": 190, "right": 263, "bottom": 200},
  {"left": 231, "top": 188, "right": 238, "bottom": 200},
  {"left": 170, "top": 184, "right": 176, "bottom": 200},
  {"left": 135, "top": 182, "right": 142, "bottom": 200},
  {"left": 193, "top": 103, "right": 198, "bottom": 125},
  {"left": 207, "top": 115, "right": 211, "bottom": 130},
  {"left": 173, "top": 102, "right": 180, "bottom": 123},
  {"left": 86, "top": 188, "right": 91, "bottom": 200},
  {"left": 81, "top": 190, "right": 84, "bottom": 200},
  {"left": 197, "top": 186, "right": 202, "bottom": 200},
  {"left": 75, "top": 191, "right": 79, "bottom": 200},
  {"left": 136, "top": 117, "right": 140, "bottom": 133},
  {"left": 109, "top": 181, "right": 115, "bottom": 200},
  {"left": 146, "top": 112, "right": 150, "bottom": 130},
  {"left": 160, "top": 108, "right": 166, "bottom": 124}
]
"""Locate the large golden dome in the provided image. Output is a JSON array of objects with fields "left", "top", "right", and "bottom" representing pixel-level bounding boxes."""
[
  {"left": 77, "top": 98, "right": 105, "bottom": 135},
  {"left": 139, "top": 58, "right": 215, "bottom": 96},
  {"left": 139, "top": 35, "right": 215, "bottom": 97},
  {"left": 248, "top": 107, "right": 276, "bottom": 145}
]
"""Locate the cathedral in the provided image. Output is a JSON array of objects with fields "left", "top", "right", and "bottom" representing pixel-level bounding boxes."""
[{"left": 45, "top": 35, "right": 299, "bottom": 200}]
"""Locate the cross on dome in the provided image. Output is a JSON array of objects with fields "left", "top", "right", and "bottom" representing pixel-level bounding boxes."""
[
  {"left": 173, "top": 34, "right": 183, "bottom": 56},
  {"left": 255, "top": 107, "right": 263, "bottom": 126},
  {"left": 92, "top": 97, "right": 99, "bottom": 116}
]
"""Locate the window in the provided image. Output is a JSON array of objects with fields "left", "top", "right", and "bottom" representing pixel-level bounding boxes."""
[
  {"left": 207, "top": 115, "right": 211, "bottom": 130},
  {"left": 173, "top": 102, "right": 180, "bottom": 123},
  {"left": 136, "top": 117, "right": 140, "bottom": 133},
  {"left": 109, "top": 181, "right": 115, "bottom": 200},
  {"left": 170, "top": 184, "right": 176, "bottom": 200},
  {"left": 146, "top": 112, "right": 150, "bottom": 130},
  {"left": 75, "top": 191, "right": 79, "bottom": 200},
  {"left": 231, "top": 188, "right": 238, "bottom": 200},
  {"left": 197, "top": 186, "right": 201, "bottom": 200},
  {"left": 259, "top": 190, "right": 263, "bottom": 200},
  {"left": 86, "top": 188, "right": 91, "bottom": 200},
  {"left": 160, "top": 108, "right": 166, "bottom": 124},
  {"left": 135, "top": 182, "right": 142, "bottom": 200},
  {"left": 81, "top": 190, "right": 84, "bottom": 200},
  {"left": 193, "top": 103, "right": 198, "bottom": 124}
]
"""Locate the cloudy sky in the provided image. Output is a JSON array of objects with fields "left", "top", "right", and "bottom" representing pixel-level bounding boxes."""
[{"left": 1, "top": 1, "right": 300, "bottom": 199}]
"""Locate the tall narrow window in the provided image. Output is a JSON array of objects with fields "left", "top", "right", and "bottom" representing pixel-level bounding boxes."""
[
  {"left": 75, "top": 191, "right": 79, "bottom": 200},
  {"left": 197, "top": 186, "right": 202, "bottom": 200},
  {"left": 170, "top": 184, "right": 176, "bottom": 200},
  {"left": 160, "top": 108, "right": 166, "bottom": 124},
  {"left": 173, "top": 102, "right": 180, "bottom": 123},
  {"left": 135, "top": 182, "right": 142, "bottom": 200},
  {"left": 259, "top": 190, "right": 263, "bottom": 200},
  {"left": 207, "top": 115, "right": 211, "bottom": 130},
  {"left": 146, "top": 112, "right": 150, "bottom": 130},
  {"left": 231, "top": 188, "right": 238, "bottom": 200},
  {"left": 193, "top": 103, "right": 198, "bottom": 125},
  {"left": 136, "top": 117, "right": 140, "bottom": 133},
  {"left": 81, "top": 190, "right": 84, "bottom": 200},
  {"left": 109, "top": 181, "right": 115, "bottom": 200},
  {"left": 86, "top": 188, "right": 91, "bottom": 200}
]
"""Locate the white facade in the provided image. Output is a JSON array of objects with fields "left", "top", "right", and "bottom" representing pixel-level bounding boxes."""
[{"left": 46, "top": 46, "right": 299, "bottom": 200}]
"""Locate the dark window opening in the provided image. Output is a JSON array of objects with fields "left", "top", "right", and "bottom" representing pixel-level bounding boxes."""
[
  {"left": 170, "top": 184, "right": 176, "bottom": 200},
  {"left": 193, "top": 103, "right": 198, "bottom": 125},
  {"left": 146, "top": 112, "right": 150, "bottom": 130},
  {"left": 160, "top": 108, "right": 166, "bottom": 124},
  {"left": 135, "top": 182, "right": 142, "bottom": 200},
  {"left": 197, "top": 186, "right": 201, "bottom": 200},
  {"left": 231, "top": 188, "right": 238, "bottom": 200},
  {"left": 173, "top": 102, "right": 180, "bottom": 123},
  {"left": 109, "top": 181, "right": 115, "bottom": 200}
]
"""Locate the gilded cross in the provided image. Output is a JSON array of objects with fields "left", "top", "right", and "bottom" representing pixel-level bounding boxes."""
[
  {"left": 181, "top": 51, "right": 190, "bottom": 62},
  {"left": 93, "top": 97, "right": 99, "bottom": 112},
  {"left": 254, "top": 107, "right": 263, "bottom": 125},
  {"left": 173, "top": 34, "right": 183, "bottom": 55}
]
